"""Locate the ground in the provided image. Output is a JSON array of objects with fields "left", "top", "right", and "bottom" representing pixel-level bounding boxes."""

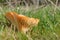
[{"left": 0, "top": 5, "right": 60, "bottom": 40}]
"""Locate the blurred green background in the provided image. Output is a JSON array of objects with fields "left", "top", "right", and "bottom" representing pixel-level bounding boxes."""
[{"left": 0, "top": 0, "right": 60, "bottom": 40}]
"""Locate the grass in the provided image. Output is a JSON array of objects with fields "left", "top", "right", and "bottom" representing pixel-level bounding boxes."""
[{"left": 0, "top": 5, "right": 60, "bottom": 40}]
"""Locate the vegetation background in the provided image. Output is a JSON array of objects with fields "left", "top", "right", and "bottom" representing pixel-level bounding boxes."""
[{"left": 0, "top": 0, "right": 60, "bottom": 40}]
